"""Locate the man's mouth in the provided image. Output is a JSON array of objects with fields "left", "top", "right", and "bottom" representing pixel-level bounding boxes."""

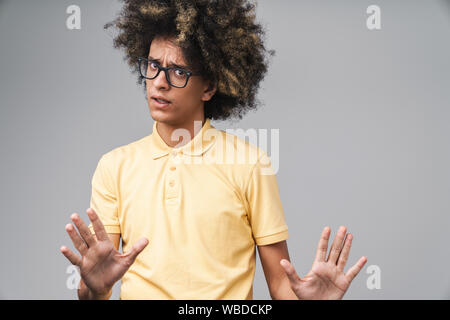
[
  {"left": 152, "top": 96, "right": 171, "bottom": 104},
  {"left": 153, "top": 98, "right": 170, "bottom": 104}
]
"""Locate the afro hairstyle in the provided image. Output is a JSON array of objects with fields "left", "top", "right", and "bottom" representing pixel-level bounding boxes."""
[{"left": 104, "top": 0, "right": 275, "bottom": 121}]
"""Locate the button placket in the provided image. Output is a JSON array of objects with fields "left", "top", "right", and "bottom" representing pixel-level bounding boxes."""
[{"left": 165, "top": 157, "right": 180, "bottom": 200}]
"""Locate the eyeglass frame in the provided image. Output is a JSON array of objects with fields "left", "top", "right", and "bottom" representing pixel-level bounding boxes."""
[{"left": 137, "top": 57, "right": 202, "bottom": 88}]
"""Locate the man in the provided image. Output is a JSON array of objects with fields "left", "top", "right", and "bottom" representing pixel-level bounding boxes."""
[{"left": 60, "top": 0, "right": 367, "bottom": 300}]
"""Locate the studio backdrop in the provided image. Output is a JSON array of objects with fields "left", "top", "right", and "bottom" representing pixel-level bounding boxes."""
[{"left": 0, "top": 0, "right": 449, "bottom": 299}]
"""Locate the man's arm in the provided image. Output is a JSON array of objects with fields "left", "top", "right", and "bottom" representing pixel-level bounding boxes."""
[{"left": 257, "top": 240, "right": 299, "bottom": 299}]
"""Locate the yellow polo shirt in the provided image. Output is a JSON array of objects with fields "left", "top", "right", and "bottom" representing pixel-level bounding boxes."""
[{"left": 88, "top": 118, "right": 289, "bottom": 299}]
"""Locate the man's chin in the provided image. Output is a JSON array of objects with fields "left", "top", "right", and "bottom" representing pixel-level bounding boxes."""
[{"left": 149, "top": 109, "right": 179, "bottom": 125}]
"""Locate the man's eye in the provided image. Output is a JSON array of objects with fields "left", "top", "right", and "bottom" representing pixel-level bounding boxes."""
[
  {"left": 149, "top": 62, "right": 158, "bottom": 69},
  {"left": 175, "top": 69, "right": 186, "bottom": 77}
]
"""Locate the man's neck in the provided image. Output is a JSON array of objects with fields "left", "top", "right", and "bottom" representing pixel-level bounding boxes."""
[{"left": 156, "top": 116, "right": 206, "bottom": 148}]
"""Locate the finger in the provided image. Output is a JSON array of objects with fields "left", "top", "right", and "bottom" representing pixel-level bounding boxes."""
[
  {"left": 345, "top": 256, "right": 368, "bottom": 282},
  {"left": 337, "top": 233, "right": 352, "bottom": 272},
  {"left": 86, "top": 208, "right": 109, "bottom": 242},
  {"left": 314, "top": 226, "right": 331, "bottom": 262},
  {"left": 60, "top": 245, "right": 82, "bottom": 266},
  {"left": 327, "top": 225, "right": 347, "bottom": 264},
  {"left": 71, "top": 213, "right": 96, "bottom": 247},
  {"left": 122, "top": 237, "right": 149, "bottom": 266},
  {"left": 280, "top": 259, "right": 301, "bottom": 285},
  {"left": 65, "top": 223, "right": 88, "bottom": 255}
]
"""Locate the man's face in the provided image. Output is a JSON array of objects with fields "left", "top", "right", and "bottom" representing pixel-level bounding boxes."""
[{"left": 146, "top": 37, "right": 215, "bottom": 126}]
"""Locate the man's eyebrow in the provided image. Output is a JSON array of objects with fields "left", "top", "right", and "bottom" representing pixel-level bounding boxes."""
[{"left": 148, "top": 56, "right": 189, "bottom": 69}]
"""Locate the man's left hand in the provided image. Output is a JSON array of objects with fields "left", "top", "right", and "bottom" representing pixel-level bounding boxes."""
[{"left": 280, "top": 226, "right": 367, "bottom": 300}]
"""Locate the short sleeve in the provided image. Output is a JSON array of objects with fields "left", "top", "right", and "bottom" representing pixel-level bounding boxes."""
[
  {"left": 88, "top": 154, "right": 121, "bottom": 235},
  {"left": 245, "top": 151, "right": 289, "bottom": 246}
]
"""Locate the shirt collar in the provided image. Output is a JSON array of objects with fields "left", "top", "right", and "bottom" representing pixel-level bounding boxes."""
[{"left": 150, "top": 118, "right": 217, "bottom": 160}]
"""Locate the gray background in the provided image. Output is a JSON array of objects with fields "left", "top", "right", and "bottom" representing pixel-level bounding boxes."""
[{"left": 0, "top": 0, "right": 449, "bottom": 299}]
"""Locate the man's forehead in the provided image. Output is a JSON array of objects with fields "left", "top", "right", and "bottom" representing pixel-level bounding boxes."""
[{"left": 149, "top": 38, "right": 186, "bottom": 65}]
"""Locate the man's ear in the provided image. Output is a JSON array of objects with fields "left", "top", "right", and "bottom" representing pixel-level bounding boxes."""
[{"left": 202, "top": 81, "right": 217, "bottom": 102}]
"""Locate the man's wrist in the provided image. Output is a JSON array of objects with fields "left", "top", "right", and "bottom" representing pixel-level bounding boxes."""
[
  {"left": 90, "top": 288, "right": 113, "bottom": 300},
  {"left": 271, "top": 278, "right": 299, "bottom": 300},
  {"left": 78, "top": 279, "right": 112, "bottom": 300}
]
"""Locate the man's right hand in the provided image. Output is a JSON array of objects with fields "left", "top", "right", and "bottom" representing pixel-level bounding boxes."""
[{"left": 60, "top": 208, "right": 149, "bottom": 299}]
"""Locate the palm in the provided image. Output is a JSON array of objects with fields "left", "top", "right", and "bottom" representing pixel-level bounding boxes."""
[
  {"left": 295, "top": 261, "right": 350, "bottom": 300},
  {"left": 281, "top": 226, "right": 367, "bottom": 300},
  {"left": 61, "top": 208, "right": 148, "bottom": 297},
  {"left": 79, "top": 239, "right": 128, "bottom": 295}
]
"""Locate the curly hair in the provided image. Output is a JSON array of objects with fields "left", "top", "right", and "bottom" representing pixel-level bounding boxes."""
[{"left": 104, "top": 0, "right": 275, "bottom": 121}]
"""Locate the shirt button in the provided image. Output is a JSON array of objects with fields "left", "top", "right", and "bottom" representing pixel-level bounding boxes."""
[
  {"left": 170, "top": 166, "right": 176, "bottom": 171},
  {"left": 169, "top": 180, "right": 175, "bottom": 187}
]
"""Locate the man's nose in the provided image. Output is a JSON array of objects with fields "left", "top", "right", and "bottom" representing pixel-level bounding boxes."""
[{"left": 152, "top": 69, "right": 170, "bottom": 89}]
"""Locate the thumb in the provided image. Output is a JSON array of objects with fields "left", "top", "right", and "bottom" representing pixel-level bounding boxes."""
[
  {"left": 123, "top": 237, "right": 149, "bottom": 265},
  {"left": 280, "top": 259, "right": 301, "bottom": 285}
]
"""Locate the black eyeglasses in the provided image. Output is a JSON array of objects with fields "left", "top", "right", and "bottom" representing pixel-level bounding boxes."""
[{"left": 138, "top": 57, "right": 201, "bottom": 88}]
